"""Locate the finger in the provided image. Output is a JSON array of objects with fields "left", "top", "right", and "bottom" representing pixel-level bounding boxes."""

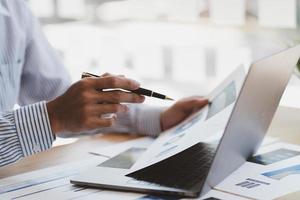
[
  {"left": 92, "top": 76, "right": 140, "bottom": 91},
  {"left": 94, "top": 90, "right": 145, "bottom": 103},
  {"left": 179, "top": 97, "right": 209, "bottom": 112},
  {"left": 193, "top": 98, "right": 209, "bottom": 108},
  {"left": 89, "top": 104, "right": 129, "bottom": 115}
]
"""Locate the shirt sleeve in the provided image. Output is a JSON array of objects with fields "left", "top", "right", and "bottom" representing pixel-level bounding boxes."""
[
  {"left": 0, "top": 101, "right": 54, "bottom": 167},
  {"left": 18, "top": 1, "right": 71, "bottom": 106},
  {"left": 16, "top": 1, "right": 163, "bottom": 138},
  {"left": 59, "top": 104, "right": 164, "bottom": 138},
  {"left": 116, "top": 104, "right": 164, "bottom": 137}
]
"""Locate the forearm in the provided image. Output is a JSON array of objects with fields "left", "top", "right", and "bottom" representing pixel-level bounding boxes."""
[{"left": 0, "top": 102, "right": 54, "bottom": 167}]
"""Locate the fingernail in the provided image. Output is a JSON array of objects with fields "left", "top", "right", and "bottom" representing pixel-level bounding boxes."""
[{"left": 138, "top": 95, "right": 145, "bottom": 102}]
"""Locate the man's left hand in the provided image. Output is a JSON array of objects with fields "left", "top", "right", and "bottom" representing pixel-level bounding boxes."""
[{"left": 160, "top": 97, "right": 209, "bottom": 131}]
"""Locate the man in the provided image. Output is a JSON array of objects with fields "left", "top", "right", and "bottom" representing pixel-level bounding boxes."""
[{"left": 0, "top": 0, "right": 208, "bottom": 167}]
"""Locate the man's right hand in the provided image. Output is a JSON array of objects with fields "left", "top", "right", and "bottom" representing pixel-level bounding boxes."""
[{"left": 46, "top": 74, "right": 145, "bottom": 135}]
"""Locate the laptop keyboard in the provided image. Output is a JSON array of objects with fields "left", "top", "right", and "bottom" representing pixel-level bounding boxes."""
[{"left": 127, "top": 142, "right": 216, "bottom": 190}]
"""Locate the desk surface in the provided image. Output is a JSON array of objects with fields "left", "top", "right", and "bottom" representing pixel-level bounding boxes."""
[
  {"left": 1, "top": 106, "right": 300, "bottom": 190},
  {"left": 0, "top": 134, "right": 140, "bottom": 179}
]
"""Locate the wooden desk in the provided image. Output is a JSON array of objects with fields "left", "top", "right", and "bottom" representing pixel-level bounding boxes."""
[
  {"left": 268, "top": 106, "right": 300, "bottom": 144},
  {"left": 0, "top": 106, "right": 299, "bottom": 198},
  {"left": 0, "top": 133, "right": 140, "bottom": 179}
]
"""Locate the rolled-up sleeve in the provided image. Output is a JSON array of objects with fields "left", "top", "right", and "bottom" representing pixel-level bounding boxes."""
[
  {"left": 75, "top": 104, "right": 165, "bottom": 138},
  {"left": 0, "top": 101, "right": 54, "bottom": 167},
  {"left": 126, "top": 104, "right": 163, "bottom": 137}
]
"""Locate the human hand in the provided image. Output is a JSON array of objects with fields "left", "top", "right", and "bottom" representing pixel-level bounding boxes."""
[
  {"left": 47, "top": 73, "right": 145, "bottom": 134},
  {"left": 160, "top": 97, "right": 209, "bottom": 131}
]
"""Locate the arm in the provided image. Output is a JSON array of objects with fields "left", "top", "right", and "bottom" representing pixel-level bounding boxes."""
[
  {"left": 17, "top": 2, "right": 160, "bottom": 137},
  {"left": 0, "top": 102, "right": 54, "bottom": 167},
  {"left": 18, "top": 1, "right": 71, "bottom": 106},
  {"left": 110, "top": 97, "right": 209, "bottom": 137},
  {"left": 88, "top": 104, "right": 164, "bottom": 137},
  {"left": 0, "top": 0, "right": 66, "bottom": 167}
]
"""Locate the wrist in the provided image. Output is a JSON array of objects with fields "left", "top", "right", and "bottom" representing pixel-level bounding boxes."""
[
  {"left": 160, "top": 110, "right": 168, "bottom": 132},
  {"left": 46, "top": 101, "right": 62, "bottom": 135}
]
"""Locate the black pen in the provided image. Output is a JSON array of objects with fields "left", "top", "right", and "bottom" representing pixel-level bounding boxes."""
[{"left": 82, "top": 72, "right": 174, "bottom": 101}]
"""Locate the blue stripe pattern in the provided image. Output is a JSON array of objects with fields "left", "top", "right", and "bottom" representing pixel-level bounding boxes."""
[
  {"left": 0, "top": 0, "right": 163, "bottom": 168},
  {"left": 0, "top": 0, "right": 70, "bottom": 167}
]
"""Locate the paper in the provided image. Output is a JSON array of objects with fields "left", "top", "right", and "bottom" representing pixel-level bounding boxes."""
[
  {"left": 53, "top": 137, "right": 79, "bottom": 147},
  {"left": 0, "top": 138, "right": 153, "bottom": 200},
  {"left": 199, "top": 189, "right": 250, "bottom": 200},
  {"left": 90, "top": 137, "right": 154, "bottom": 158},
  {"left": 258, "top": 0, "right": 297, "bottom": 28},
  {"left": 0, "top": 159, "right": 102, "bottom": 199},
  {"left": 215, "top": 142, "right": 300, "bottom": 200},
  {"left": 130, "top": 67, "right": 246, "bottom": 172}
]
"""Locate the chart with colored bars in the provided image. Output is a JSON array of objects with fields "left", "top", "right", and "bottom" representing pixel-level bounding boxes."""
[
  {"left": 262, "top": 165, "right": 300, "bottom": 180},
  {"left": 248, "top": 148, "right": 300, "bottom": 165},
  {"left": 235, "top": 178, "right": 270, "bottom": 189},
  {"left": 207, "top": 81, "right": 236, "bottom": 120}
]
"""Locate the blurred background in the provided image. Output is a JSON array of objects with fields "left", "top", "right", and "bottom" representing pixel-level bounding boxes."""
[{"left": 27, "top": 0, "right": 300, "bottom": 106}]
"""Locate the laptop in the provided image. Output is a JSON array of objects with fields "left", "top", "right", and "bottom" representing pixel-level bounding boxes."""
[{"left": 71, "top": 45, "right": 300, "bottom": 198}]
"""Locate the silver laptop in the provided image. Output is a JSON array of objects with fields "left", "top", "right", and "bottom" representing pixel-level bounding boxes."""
[{"left": 71, "top": 45, "right": 300, "bottom": 198}]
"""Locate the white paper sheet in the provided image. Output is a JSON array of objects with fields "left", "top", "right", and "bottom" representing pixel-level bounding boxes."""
[
  {"left": 215, "top": 142, "right": 300, "bottom": 200},
  {"left": 0, "top": 138, "right": 153, "bottom": 200},
  {"left": 130, "top": 67, "right": 246, "bottom": 172},
  {"left": 53, "top": 137, "right": 79, "bottom": 147},
  {"left": 199, "top": 189, "right": 250, "bottom": 200}
]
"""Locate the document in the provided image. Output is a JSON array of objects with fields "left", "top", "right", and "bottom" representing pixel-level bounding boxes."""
[
  {"left": 199, "top": 189, "right": 250, "bottom": 200},
  {"left": 215, "top": 142, "right": 300, "bottom": 200},
  {"left": 53, "top": 137, "right": 79, "bottom": 147},
  {"left": 130, "top": 67, "right": 246, "bottom": 172},
  {"left": 0, "top": 138, "right": 153, "bottom": 200}
]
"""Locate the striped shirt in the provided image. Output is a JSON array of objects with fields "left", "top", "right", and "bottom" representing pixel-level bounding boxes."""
[{"left": 0, "top": 0, "right": 162, "bottom": 167}]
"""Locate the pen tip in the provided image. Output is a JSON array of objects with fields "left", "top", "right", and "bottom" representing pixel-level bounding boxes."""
[{"left": 165, "top": 97, "right": 175, "bottom": 101}]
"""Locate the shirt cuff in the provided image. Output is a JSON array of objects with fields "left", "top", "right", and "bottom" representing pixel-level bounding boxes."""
[
  {"left": 135, "top": 105, "right": 164, "bottom": 137},
  {"left": 14, "top": 101, "right": 55, "bottom": 156}
]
